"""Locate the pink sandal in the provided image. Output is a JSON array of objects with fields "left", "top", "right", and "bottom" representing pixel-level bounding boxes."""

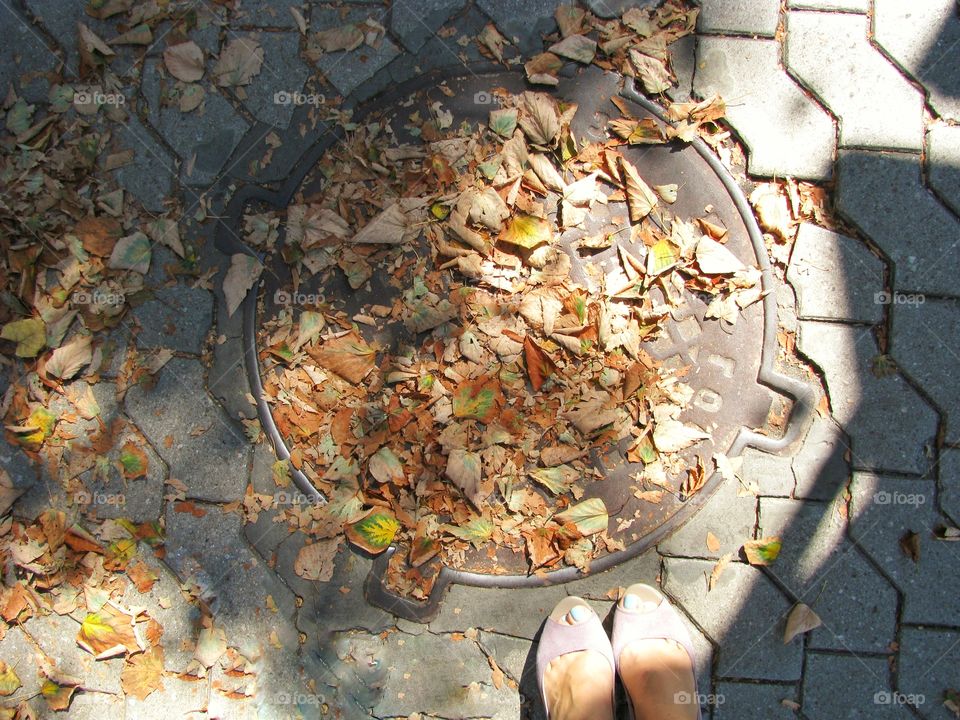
[
  {"left": 536, "top": 596, "right": 616, "bottom": 719},
  {"left": 612, "top": 584, "right": 702, "bottom": 720}
]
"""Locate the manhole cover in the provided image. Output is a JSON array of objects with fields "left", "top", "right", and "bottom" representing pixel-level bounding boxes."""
[{"left": 223, "top": 65, "right": 811, "bottom": 621}]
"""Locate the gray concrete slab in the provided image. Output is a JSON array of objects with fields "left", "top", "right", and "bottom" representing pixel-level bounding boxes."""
[
  {"left": 786, "top": 11, "right": 924, "bottom": 151},
  {"left": 742, "top": 446, "right": 796, "bottom": 497},
  {"left": 788, "top": 223, "right": 885, "bottom": 324},
  {"left": 759, "top": 498, "right": 898, "bottom": 652},
  {"left": 927, "top": 123, "right": 960, "bottom": 217},
  {"left": 874, "top": 0, "right": 960, "bottom": 121},
  {"left": 694, "top": 37, "right": 835, "bottom": 180},
  {"left": 698, "top": 0, "right": 780, "bottom": 37},
  {"left": 392, "top": 0, "right": 467, "bottom": 53},
  {"left": 429, "top": 583, "right": 569, "bottom": 639},
  {"left": 891, "top": 298, "right": 960, "bottom": 445},
  {"left": 938, "top": 448, "right": 960, "bottom": 525},
  {"left": 797, "top": 320, "right": 936, "bottom": 474},
  {"left": 803, "top": 653, "right": 913, "bottom": 719},
  {"left": 899, "top": 626, "right": 960, "bottom": 720},
  {"left": 849, "top": 473, "right": 960, "bottom": 626},
  {"left": 715, "top": 681, "right": 799, "bottom": 719},
  {"left": 236, "top": 31, "right": 312, "bottom": 128},
  {"left": 791, "top": 415, "right": 850, "bottom": 501},
  {"left": 663, "top": 558, "right": 802, "bottom": 681},
  {"left": 126, "top": 358, "right": 248, "bottom": 503},
  {"left": 836, "top": 149, "right": 960, "bottom": 296}
]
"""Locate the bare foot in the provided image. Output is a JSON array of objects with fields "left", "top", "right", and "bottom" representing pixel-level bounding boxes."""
[
  {"left": 618, "top": 593, "right": 698, "bottom": 720},
  {"left": 542, "top": 604, "right": 616, "bottom": 720}
]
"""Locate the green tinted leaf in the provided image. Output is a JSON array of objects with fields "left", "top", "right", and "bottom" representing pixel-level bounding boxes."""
[
  {"left": 345, "top": 510, "right": 399, "bottom": 554},
  {"left": 500, "top": 214, "right": 553, "bottom": 249},
  {"left": 743, "top": 537, "right": 781, "bottom": 566},
  {"left": 529, "top": 465, "right": 579, "bottom": 495},
  {"left": 488, "top": 108, "right": 517, "bottom": 138},
  {"left": 444, "top": 516, "right": 494, "bottom": 547},
  {"left": 555, "top": 497, "right": 608, "bottom": 536},
  {"left": 109, "top": 231, "right": 151, "bottom": 274},
  {"left": 452, "top": 377, "right": 502, "bottom": 423},
  {"left": 1, "top": 317, "right": 46, "bottom": 357}
]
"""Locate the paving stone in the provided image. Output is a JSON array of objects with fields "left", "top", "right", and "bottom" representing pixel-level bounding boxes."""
[
  {"left": 899, "top": 626, "right": 960, "bottom": 720},
  {"left": 715, "top": 681, "right": 799, "bottom": 719},
  {"left": 759, "top": 498, "right": 897, "bottom": 652},
  {"left": 132, "top": 283, "right": 213, "bottom": 355},
  {"left": 742, "top": 446, "right": 795, "bottom": 497},
  {"left": 583, "top": 0, "right": 658, "bottom": 19},
  {"left": 667, "top": 34, "right": 695, "bottom": 102},
  {"left": 307, "top": 5, "right": 398, "bottom": 98},
  {"left": 110, "top": 111, "right": 177, "bottom": 213},
  {"left": 243, "top": 442, "right": 295, "bottom": 561},
  {"left": 24, "top": 612, "right": 124, "bottom": 693},
  {"left": 237, "top": 32, "right": 312, "bottom": 128},
  {"left": 141, "top": 59, "right": 250, "bottom": 188},
  {"left": 785, "top": 12, "right": 924, "bottom": 151},
  {"left": 22, "top": 1, "right": 115, "bottom": 78},
  {"left": 928, "top": 124, "right": 960, "bottom": 216},
  {"left": 787, "top": 223, "right": 885, "bottom": 324},
  {"left": 232, "top": 0, "right": 301, "bottom": 28},
  {"left": 891, "top": 299, "right": 960, "bottom": 445},
  {"left": 0, "top": 626, "right": 44, "bottom": 702},
  {"left": 698, "top": 0, "right": 780, "bottom": 37},
  {"left": 0, "top": 431, "right": 38, "bottom": 499},
  {"left": 849, "top": 473, "right": 960, "bottom": 626},
  {"left": 561, "top": 547, "right": 660, "bottom": 600},
  {"left": 392, "top": 0, "right": 467, "bottom": 53},
  {"left": 777, "top": 281, "right": 799, "bottom": 334},
  {"left": 208, "top": 336, "right": 255, "bottom": 421},
  {"left": 802, "top": 653, "right": 911, "bottom": 719},
  {"left": 939, "top": 448, "right": 960, "bottom": 525},
  {"left": 163, "top": 502, "right": 249, "bottom": 595},
  {"left": 791, "top": 415, "right": 850, "bottom": 501},
  {"left": 788, "top": 0, "right": 868, "bottom": 9},
  {"left": 659, "top": 474, "right": 757, "bottom": 560},
  {"left": 837, "top": 149, "right": 960, "bottom": 296},
  {"left": 874, "top": 0, "right": 960, "bottom": 121},
  {"left": 370, "top": 631, "right": 520, "bottom": 719},
  {"left": 0, "top": 8, "right": 59, "bottom": 104},
  {"left": 125, "top": 676, "right": 209, "bottom": 719},
  {"left": 694, "top": 37, "right": 835, "bottom": 180},
  {"left": 69, "top": 692, "right": 127, "bottom": 720},
  {"left": 478, "top": 630, "right": 533, "bottom": 686},
  {"left": 663, "top": 557, "right": 801, "bottom": 681},
  {"left": 126, "top": 358, "right": 248, "bottom": 503},
  {"left": 429, "top": 583, "right": 568, "bottom": 639},
  {"left": 797, "top": 321, "right": 936, "bottom": 474},
  {"left": 287, "top": 542, "right": 393, "bottom": 634},
  {"left": 476, "top": 0, "right": 560, "bottom": 56},
  {"left": 387, "top": 5, "right": 487, "bottom": 85}
]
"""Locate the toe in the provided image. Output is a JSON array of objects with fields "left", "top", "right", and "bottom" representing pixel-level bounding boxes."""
[{"left": 565, "top": 604, "right": 591, "bottom": 625}]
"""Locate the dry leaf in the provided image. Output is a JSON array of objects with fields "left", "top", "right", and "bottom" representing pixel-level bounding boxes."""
[
  {"left": 223, "top": 253, "right": 263, "bottom": 317},
  {"left": 709, "top": 552, "right": 733, "bottom": 591},
  {"left": 308, "top": 331, "right": 376, "bottom": 384},
  {"left": 163, "top": 41, "right": 204, "bottom": 82},
  {"left": 783, "top": 603, "right": 822, "bottom": 643},
  {"left": 120, "top": 646, "right": 165, "bottom": 700},
  {"left": 294, "top": 538, "right": 340, "bottom": 582},
  {"left": 620, "top": 156, "right": 657, "bottom": 222},
  {"left": 213, "top": 37, "right": 264, "bottom": 87}
]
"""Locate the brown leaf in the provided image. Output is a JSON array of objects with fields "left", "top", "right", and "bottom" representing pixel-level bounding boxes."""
[
  {"left": 308, "top": 330, "right": 376, "bottom": 384},
  {"left": 75, "top": 216, "right": 122, "bottom": 257},
  {"left": 445, "top": 449, "right": 486, "bottom": 509},
  {"left": 120, "top": 646, "right": 165, "bottom": 700},
  {"left": 705, "top": 531, "right": 721, "bottom": 553},
  {"left": 77, "top": 602, "right": 142, "bottom": 659},
  {"left": 294, "top": 538, "right": 340, "bottom": 582},
  {"left": 45, "top": 334, "right": 92, "bottom": 380},
  {"left": 518, "top": 92, "right": 560, "bottom": 147},
  {"left": 619, "top": 156, "right": 658, "bottom": 223},
  {"left": 899, "top": 530, "right": 920, "bottom": 563},
  {"left": 523, "top": 336, "right": 557, "bottom": 391},
  {"left": 212, "top": 37, "right": 264, "bottom": 87},
  {"left": 194, "top": 625, "right": 227, "bottom": 668},
  {"left": 223, "top": 253, "right": 263, "bottom": 317},
  {"left": 783, "top": 603, "right": 822, "bottom": 643},
  {"left": 708, "top": 552, "right": 733, "bottom": 591},
  {"left": 163, "top": 41, "right": 204, "bottom": 82}
]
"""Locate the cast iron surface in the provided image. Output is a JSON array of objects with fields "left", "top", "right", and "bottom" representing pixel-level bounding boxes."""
[{"left": 216, "top": 64, "right": 817, "bottom": 622}]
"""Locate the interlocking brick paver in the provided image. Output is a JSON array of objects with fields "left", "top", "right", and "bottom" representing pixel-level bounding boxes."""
[
  {"left": 125, "top": 676, "right": 209, "bottom": 719},
  {"left": 561, "top": 547, "right": 660, "bottom": 600},
  {"left": 430, "top": 584, "right": 568, "bottom": 639},
  {"left": 663, "top": 558, "right": 801, "bottom": 681},
  {"left": 891, "top": 298, "right": 960, "bottom": 444},
  {"left": 126, "top": 358, "right": 248, "bottom": 503},
  {"left": 132, "top": 281, "right": 214, "bottom": 357},
  {"left": 759, "top": 498, "right": 897, "bottom": 652},
  {"left": 697, "top": 0, "right": 780, "bottom": 37},
  {"left": 803, "top": 653, "right": 912, "bottom": 719},
  {"left": 837, "top": 149, "right": 960, "bottom": 296},
  {"left": 1, "top": 9, "right": 59, "bottom": 103},
  {"left": 111, "top": 111, "right": 177, "bottom": 213},
  {"left": 659, "top": 472, "right": 758, "bottom": 559},
  {"left": 927, "top": 124, "right": 960, "bottom": 217},
  {"left": 791, "top": 415, "right": 851, "bottom": 500},
  {"left": 392, "top": 0, "right": 467, "bottom": 53},
  {"left": 25, "top": 612, "right": 124, "bottom": 693},
  {"left": 899, "top": 627, "right": 960, "bottom": 720},
  {"left": 209, "top": 336, "right": 256, "bottom": 421},
  {"left": 939, "top": 448, "right": 960, "bottom": 524},
  {"left": 785, "top": 12, "right": 924, "bottom": 151},
  {"left": 476, "top": 0, "right": 560, "bottom": 56},
  {"left": 788, "top": 0, "right": 868, "bottom": 10},
  {"left": 849, "top": 473, "right": 960, "bottom": 626},
  {"left": 742, "top": 446, "right": 795, "bottom": 497},
  {"left": 787, "top": 223, "right": 885, "bottom": 324},
  {"left": 874, "top": 0, "right": 960, "bottom": 121},
  {"left": 236, "top": 32, "right": 312, "bottom": 128},
  {"left": 797, "top": 321, "right": 936, "bottom": 474},
  {"left": 694, "top": 37, "right": 835, "bottom": 180},
  {"left": 715, "top": 682, "right": 799, "bottom": 719}
]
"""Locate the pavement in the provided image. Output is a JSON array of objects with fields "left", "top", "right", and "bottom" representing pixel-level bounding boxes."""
[{"left": 2, "top": 0, "right": 960, "bottom": 718}]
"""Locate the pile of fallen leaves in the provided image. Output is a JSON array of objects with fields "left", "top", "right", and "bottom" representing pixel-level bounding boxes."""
[
  {"left": 0, "top": 509, "right": 251, "bottom": 714},
  {"left": 225, "top": 1, "right": 764, "bottom": 599}
]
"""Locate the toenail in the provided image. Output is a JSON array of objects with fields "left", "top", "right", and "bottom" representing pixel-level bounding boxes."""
[
  {"left": 570, "top": 605, "right": 590, "bottom": 622},
  {"left": 623, "top": 594, "right": 639, "bottom": 610}
]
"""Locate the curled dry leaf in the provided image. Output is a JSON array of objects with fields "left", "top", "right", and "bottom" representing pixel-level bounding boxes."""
[
  {"left": 121, "top": 646, "right": 165, "bottom": 700},
  {"left": 223, "top": 253, "right": 263, "bottom": 317},
  {"left": 783, "top": 603, "right": 822, "bottom": 643},
  {"left": 213, "top": 37, "right": 264, "bottom": 87},
  {"left": 620, "top": 156, "right": 658, "bottom": 223},
  {"left": 307, "top": 330, "right": 376, "bottom": 384},
  {"left": 742, "top": 537, "right": 782, "bottom": 566},
  {"left": 696, "top": 236, "right": 745, "bottom": 275},
  {"left": 294, "top": 537, "right": 340, "bottom": 581},
  {"left": 549, "top": 34, "right": 597, "bottom": 64},
  {"left": 350, "top": 203, "right": 407, "bottom": 245},
  {"left": 163, "top": 41, "right": 204, "bottom": 82}
]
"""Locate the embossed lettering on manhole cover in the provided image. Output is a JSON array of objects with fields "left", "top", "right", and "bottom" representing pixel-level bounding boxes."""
[{"left": 228, "top": 66, "right": 801, "bottom": 613}]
